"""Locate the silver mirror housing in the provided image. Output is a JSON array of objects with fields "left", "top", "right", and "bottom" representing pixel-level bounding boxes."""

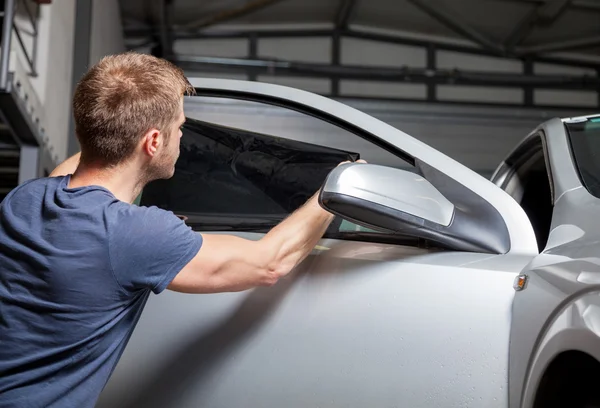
[
  {"left": 321, "top": 163, "right": 455, "bottom": 229},
  {"left": 320, "top": 162, "right": 509, "bottom": 253},
  {"left": 319, "top": 163, "right": 455, "bottom": 235}
]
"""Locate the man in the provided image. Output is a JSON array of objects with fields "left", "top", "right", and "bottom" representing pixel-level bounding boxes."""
[{"left": 0, "top": 52, "right": 353, "bottom": 407}]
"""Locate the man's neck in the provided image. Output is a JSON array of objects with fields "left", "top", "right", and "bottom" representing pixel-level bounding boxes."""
[{"left": 68, "top": 161, "right": 145, "bottom": 204}]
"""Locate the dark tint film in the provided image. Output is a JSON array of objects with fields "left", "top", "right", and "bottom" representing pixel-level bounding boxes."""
[{"left": 565, "top": 118, "right": 600, "bottom": 198}]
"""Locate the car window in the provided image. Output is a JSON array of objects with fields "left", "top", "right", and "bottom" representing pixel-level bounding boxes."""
[
  {"left": 565, "top": 117, "right": 600, "bottom": 198},
  {"left": 140, "top": 96, "right": 413, "bottom": 243},
  {"left": 493, "top": 133, "right": 552, "bottom": 252}
]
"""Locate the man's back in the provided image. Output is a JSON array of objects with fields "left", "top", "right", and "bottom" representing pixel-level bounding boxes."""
[{"left": 0, "top": 176, "right": 202, "bottom": 407}]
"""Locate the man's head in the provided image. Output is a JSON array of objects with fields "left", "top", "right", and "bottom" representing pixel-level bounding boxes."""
[{"left": 72, "top": 52, "right": 194, "bottom": 180}]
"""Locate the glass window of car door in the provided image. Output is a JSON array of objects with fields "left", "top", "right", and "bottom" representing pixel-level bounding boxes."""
[{"left": 140, "top": 96, "right": 412, "bottom": 240}]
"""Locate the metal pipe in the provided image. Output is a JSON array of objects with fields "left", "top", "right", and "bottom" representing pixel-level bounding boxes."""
[
  {"left": 31, "top": 3, "right": 40, "bottom": 75},
  {"left": 158, "top": 0, "right": 172, "bottom": 57},
  {"left": 0, "top": 0, "right": 15, "bottom": 91},
  {"left": 12, "top": 23, "right": 36, "bottom": 76},
  {"left": 517, "top": 35, "right": 600, "bottom": 54},
  {"left": 124, "top": 27, "right": 333, "bottom": 39},
  {"left": 18, "top": 0, "right": 37, "bottom": 35},
  {"left": 172, "top": 54, "right": 600, "bottom": 89}
]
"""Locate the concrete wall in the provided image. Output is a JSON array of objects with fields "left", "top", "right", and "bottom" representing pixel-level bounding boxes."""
[
  {"left": 10, "top": 1, "right": 76, "bottom": 167},
  {"left": 9, "top": 0, "right": 125, "bottom": 168},
  {"left": 10, "top": 0, "right": 76, "bottom": 165},
  {"left": 89, "top": 0, "right": 126, "bottom": 66},
  {"left": 40, "top": 0, "right": 76, "bottom": 164}
]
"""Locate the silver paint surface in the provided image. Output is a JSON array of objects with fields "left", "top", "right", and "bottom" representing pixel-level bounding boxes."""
[
  {"left": 98, "top": 240, "right": 530, "bottom": 408},
  {"left": 506, "top": 116, "right": 600, "bottom": 408},
  {"left": 323, "top": 163, "right": 455, "bottom": 226}
]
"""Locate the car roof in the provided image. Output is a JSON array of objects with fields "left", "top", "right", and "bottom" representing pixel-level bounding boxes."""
[{"left": 562, "top": 113, "right": 600, "bottom": 123}]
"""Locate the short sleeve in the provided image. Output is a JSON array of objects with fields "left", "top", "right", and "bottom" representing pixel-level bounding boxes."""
[{"left": 107, "top": 204, "right": 203, "bottom": 294}]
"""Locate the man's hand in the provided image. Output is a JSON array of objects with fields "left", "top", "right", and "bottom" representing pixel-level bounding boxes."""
[{"left": 49, "top": 152, "right": 81, "bottom": 177}]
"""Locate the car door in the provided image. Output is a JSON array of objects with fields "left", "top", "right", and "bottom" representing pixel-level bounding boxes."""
[{"left": 97, "top": 79, "right": 538, "bottom": 408}]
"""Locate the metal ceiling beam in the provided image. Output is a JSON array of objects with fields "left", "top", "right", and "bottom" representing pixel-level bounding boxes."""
[
  {"left": 125, "top": 28, "right": 335, "bottom": 51},
  {"left": 504, "top": 0, "right": 572, "bottom": 50},
  {"left": 156, "top": 0, "right": 174, "bottom": 58},
  {"left": 171, "top": 54, "right": 600, "bottom": 89},
  {"left": 335, "top": 0, "right": 356, "bottom": 29},
  {"left": 124, "top": 27, "right": 333, "bottom": 39},
  {"left": 344, "top": 29, "right": 600, "bottom": 69},
  {"left": 494, "top": 0, "right": 600, "bottom": 12},
  {"left": 405, "top": 0, "right": 506, "bottom": 56},
  {"left": 333, "top": 0, "right": 356, "bottom": 94},
  {"left": 177, "top": 0, "right": 286, "bottom": 33},
  {"left": 517, "top": 34, "right": 600, "bottom": 54},
  {"left": 574, "top": 0, "right": 600, "bottom": 11},
  {"left": 123, "top": 27, "right": 600, "bottom": 70}
]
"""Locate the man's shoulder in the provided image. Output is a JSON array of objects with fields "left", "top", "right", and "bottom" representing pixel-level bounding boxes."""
[
  {"left": 108, "top": 202, "right": 177, "bottom": 219},
  {"left": 12, "top": 175, "right": 61, "bottom": 192},
  {"left": 1, "top": 176, "right": 61, "bottom": 207},
  {"left": 105, "top": 203, "right": 182, "bottom": 233}
]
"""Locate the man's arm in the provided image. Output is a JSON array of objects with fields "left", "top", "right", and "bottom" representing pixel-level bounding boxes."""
[
  {"left": 167, "top": 191, "right": 334, "bottom": 294},
  {"left": 49, "top": 152, "right": 81, "bottom": 177}
]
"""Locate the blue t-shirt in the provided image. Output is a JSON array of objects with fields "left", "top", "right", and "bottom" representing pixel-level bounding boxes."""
[{"left": 0, "top": 175, "right": 203, "bottom": 407}]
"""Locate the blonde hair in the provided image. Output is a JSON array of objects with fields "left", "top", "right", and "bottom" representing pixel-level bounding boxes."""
[{"left": 72, "top": 52, "right": 195, "bottom": 165}]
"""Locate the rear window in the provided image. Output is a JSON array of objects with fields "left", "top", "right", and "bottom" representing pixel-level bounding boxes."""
[{"left": 565, "top": 117, "right": 600, "bottom": 198}]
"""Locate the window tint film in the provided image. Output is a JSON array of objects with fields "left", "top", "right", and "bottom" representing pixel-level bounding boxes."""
[
  {"left": 565, "top": 117, "right": 600, "bottom": 198},
  {"left": 141, "top": 118, "right": 358, "bottom": 217},
  {"left": 141, "top": 96, "right": 417, "bottom": 243}
]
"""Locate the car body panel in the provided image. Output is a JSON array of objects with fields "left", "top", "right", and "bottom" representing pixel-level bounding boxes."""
[
  {"left": 503, "top": 116, "right": 600, "bottom": 407},
  {"left": 97, "top": 239, "right": 533, "bottom": 408},
  {"left": 509, "top": 188, "right": 600, "bottom": 408},
  {"left": 548, "top": 117, "right": 586, "bottom": 200}
]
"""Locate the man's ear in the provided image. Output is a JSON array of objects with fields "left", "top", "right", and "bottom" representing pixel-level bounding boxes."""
[{"left": 141, "top": 128, "right": 162, "bottom": 158}]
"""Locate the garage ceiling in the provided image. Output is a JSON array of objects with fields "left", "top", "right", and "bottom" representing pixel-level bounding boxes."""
[{"left": 120, "top": 0, "right": 600, "bottom": 57}]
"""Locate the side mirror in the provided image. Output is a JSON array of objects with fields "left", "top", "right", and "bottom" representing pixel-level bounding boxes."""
[{"left": 319, "top": 163, "right": 455, "bottom": 241}]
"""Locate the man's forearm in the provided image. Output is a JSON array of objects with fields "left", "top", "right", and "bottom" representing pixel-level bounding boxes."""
[
  {"left": 49, "top": 152, "right": 81, "bottom": 177},
  {"left": 259, "top": 192, "right": 334, "bottom": 279}
]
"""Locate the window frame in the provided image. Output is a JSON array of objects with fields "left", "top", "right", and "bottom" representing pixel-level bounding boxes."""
[
  {"left": 492, "top": 131, "right": 554, "bottom": 252},
  {"left": 564, "top": 118, "right": 600, "bottom": 200},
  {"left": 141, "top": 93, "right": 447, "bottom": 249}
]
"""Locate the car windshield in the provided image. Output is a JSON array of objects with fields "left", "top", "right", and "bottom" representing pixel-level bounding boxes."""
[{"left": 565, "top": 117, "right": 600, "bottom": 198}]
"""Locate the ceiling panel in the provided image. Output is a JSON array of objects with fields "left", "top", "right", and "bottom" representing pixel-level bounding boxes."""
[
  {"left": 352, "top": 0, "right": 458, "bottom": 39},
  {"left": 525, "top": 8, "right": 600, "bottom": 45},
  {"left": 120, "top": 0, "right": 600, "bottom": 57}
]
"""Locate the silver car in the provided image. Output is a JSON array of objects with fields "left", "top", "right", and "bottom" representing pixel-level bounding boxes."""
[{"left": 97, "top": 79, "right": 600, "bottom": 408}]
